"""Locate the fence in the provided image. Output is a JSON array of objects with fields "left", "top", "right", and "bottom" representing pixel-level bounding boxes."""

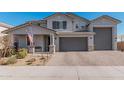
[{"left": 117, "top": 42, "right": 124, "bottom": 51}]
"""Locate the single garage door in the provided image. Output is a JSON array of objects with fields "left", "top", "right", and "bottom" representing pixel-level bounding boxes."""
[
  {"left": 94, "top": 27, "right": 112, "bottom": 50},
  {"left": 59, "top": 37, "right": 88, "bottom": 51}
]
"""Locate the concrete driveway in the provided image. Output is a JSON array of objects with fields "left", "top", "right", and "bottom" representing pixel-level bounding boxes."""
[{"left": 46, "top": 51, "right": 124, "bottom": 66}]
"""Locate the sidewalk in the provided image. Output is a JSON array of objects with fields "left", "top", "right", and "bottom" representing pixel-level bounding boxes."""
[{"left": 0, "top": 66, "right": 124, "bottom": 80}]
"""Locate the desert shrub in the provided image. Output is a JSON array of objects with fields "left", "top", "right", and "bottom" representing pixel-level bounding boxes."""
[
  {"left": 16, "top": 48, "right": 27, "bottom": 59},
  {"left": 6, "top": 55, "right": 17, "bottom": 64},
  {"left": 0, "top": 35, "right": 13, "bottom": 58},
  {"left": 11, "top": 49, "right": 17, "bottom": 55}
]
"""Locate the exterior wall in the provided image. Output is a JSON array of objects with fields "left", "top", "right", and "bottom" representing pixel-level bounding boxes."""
[
  {"left": 47, "top": 15, "right": 88, "bottom": 32},
  {"left": 72, "top": 18, "right": 87, "bottom": 31},
  {"left": 47, "top": 15, "right": 73, "bottom": 31}
]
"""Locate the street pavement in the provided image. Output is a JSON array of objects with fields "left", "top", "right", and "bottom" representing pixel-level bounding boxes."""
[{"left": 0, "top": 66, "right": 124, "bottom": 80}]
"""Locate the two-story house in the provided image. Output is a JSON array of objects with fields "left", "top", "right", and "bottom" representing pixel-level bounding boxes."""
[{"left": 2, "top": 13, "right": 121, "bottom": 53}]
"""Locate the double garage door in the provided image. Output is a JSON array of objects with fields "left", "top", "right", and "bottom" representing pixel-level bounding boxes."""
[
  {"left": 59, "top": 37, "right": 88, "bottom": 51},
  {"left": 94, "top": 27, "right": 112, "bottom": 50}
]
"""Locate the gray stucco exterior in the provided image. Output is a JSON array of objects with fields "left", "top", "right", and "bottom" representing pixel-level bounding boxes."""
[{"left": 2, "top": 13, "right": 121, "bottom": 53}]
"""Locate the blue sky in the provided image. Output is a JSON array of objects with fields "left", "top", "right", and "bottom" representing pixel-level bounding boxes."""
[{"left": 0, "top": 12, "right": 123, "bottom": 35}]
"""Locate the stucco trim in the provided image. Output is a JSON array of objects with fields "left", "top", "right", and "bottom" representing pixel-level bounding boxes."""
[{"left": 56, "top": 32, "right": 95, "bottom": 35}]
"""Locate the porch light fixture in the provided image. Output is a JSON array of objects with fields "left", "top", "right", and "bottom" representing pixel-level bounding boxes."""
[{"left": 90, "top": 37, "right": 92, "bottom": 39}]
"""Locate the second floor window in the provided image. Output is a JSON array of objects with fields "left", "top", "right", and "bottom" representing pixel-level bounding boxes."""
[
  {"left": 52, "top": 21, "right": 59, "bottom": 29},
  {"left": 52, "top": 21, "right": 67, "bottom": 29}
]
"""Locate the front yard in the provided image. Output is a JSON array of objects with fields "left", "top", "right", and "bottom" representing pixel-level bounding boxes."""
[
  {"left": 0, "top": 53, "right": 52, "bottom": 66},
  {"left": 1, "top": 50, "right": 124, "bottom": 66}
]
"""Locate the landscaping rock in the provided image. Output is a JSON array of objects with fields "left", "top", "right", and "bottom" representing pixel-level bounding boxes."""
[{"left": 26, "top": 58, "right": 36, "bottom": 62}]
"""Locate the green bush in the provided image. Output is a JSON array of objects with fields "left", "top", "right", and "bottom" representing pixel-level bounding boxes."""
[
  {"left": 6, "top": 55, "right": 17, "bottom": 64},
  {"left": 11, "top": 49, "right": 17, "bottom": 55},
  {"left": 16, "top": 48, "right": 27, "bottom": 59}
]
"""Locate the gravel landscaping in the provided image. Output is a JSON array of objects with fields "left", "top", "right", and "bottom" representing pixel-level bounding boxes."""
[{"left": 0, "top": 53, "right": 52, "bottom": 66}]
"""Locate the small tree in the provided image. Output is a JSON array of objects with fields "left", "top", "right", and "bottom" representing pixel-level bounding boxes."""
[{"left": 0, "top": 35, "right": 13, "bottom": 58}]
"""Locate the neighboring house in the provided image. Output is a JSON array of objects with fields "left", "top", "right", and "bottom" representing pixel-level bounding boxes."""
[
  {"left": 0, "top": 22, "right": 13, "bottom": 49},
  {"left": 0, "top": 22, "right": 13, "bottom": 36},
  {"left": 2, "top": 13, "right": 121, "bottom": 53}
]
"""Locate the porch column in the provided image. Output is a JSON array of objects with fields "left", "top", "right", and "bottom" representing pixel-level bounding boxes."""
[
  {"left": 112, "top": 25, "right": 117, "bottom": 50},
  {"left": 88, "top": 36, "right": 94, "bottom": 51},
  {"left": 49, "top": 34, "right": 55, "bottom": 53},
  {"left": 88, "top": 24, "right": 94, "bottom": 51}
]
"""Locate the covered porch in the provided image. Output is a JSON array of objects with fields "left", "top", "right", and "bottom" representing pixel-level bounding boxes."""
[
  {"left": 13, "top": 34, "right": 55, "bottom": 53},
  {"left": 2, "top": 24, "right": 57, "bottom": 54}
]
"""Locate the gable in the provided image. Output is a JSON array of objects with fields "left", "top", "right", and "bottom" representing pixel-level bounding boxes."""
[
  {"left": 91, "top": 15, "right": 121, "bottom": 25},
  {"left": 92, "top": 17, "right": 115, "bottom": 25},
  {"left": 44, "top": 13, "right": 73, "bottom": 20},
  {"left": 44, "top": 13, "right": 89, "bottom": 24},
  {"left": 6, "top": 25, "right": 55, "bottom": 35},
  {"left": 66, "top": 13, "right": 90, "bottom": 23}
]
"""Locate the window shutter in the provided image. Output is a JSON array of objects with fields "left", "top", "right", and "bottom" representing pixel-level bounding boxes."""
[
  {"left": 52, "top": 21, "right": 56, "bottom": 29},
  {"left": 57, "top": 21, "right": 59, "bottom": 29},
  {"left": 63, "top": 21, "right": 67, "bottom": 29}
]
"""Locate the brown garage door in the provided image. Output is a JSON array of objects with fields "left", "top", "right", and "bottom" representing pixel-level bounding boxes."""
[
  {"left": 94, "top": 27, "right": 112, "bottom": 50},
  {"left": 59, "top": 37, "right": 88, "bottom": 51}
]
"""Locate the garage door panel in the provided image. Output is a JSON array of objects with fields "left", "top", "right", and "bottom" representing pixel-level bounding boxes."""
[
  {"left": 94, "top": 28, "right": 112, "bottom": 50},
  {"left": 59, "top": 37, "right": 88, "bottom": 51}
]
